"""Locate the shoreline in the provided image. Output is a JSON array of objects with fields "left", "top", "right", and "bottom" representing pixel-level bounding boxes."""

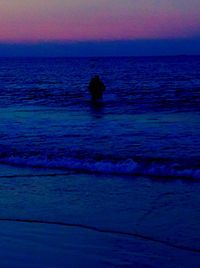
[
  {"left": 0, "top": 220, "right": 200, "bottom": 268},
  {"left": 0, "top": 164, "right": 199, "bottom": 267}
]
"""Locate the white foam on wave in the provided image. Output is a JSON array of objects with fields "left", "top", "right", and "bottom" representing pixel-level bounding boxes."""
[
  {"left": 0, "top": 155, "right": 199, "bottom": 180},
  {"left": 0, "top": 156, "right": 138, "bottom": 174}
]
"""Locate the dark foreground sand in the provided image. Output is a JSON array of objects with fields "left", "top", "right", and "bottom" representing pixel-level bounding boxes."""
[
  {"left": 0, "top": 164, "right": 200, "bottom": 267},
  {"left": 0, "top": 220, "right": 200, "bottom": 268}
]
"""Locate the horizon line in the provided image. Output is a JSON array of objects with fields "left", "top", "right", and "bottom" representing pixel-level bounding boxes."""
[
  {"left": 0, "top": 54, "right": 200, "bottom": 58},
  {"left": 0, "top": 36, "right": 200, "bottom": 45}
]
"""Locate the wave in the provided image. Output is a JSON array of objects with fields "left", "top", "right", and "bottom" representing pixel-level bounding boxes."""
[{"left": 0, "top": 153, "right": 199, "bottom": 180}]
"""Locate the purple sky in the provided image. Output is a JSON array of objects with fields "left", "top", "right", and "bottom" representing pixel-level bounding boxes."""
[{"left": 0, "top": 0, "right": 200, "bottom": 55}]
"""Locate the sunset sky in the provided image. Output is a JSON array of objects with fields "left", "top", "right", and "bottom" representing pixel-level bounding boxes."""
[{"left": 0, "top": 0, "right": 200, "bottom": 56}]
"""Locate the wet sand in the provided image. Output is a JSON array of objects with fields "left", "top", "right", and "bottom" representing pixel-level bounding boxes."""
[
  {"left": 0, "top": 164, "right": 199, "bottom": 267},
  {"left": 0, "top": 220, "right": 200, "bottom": 268}
]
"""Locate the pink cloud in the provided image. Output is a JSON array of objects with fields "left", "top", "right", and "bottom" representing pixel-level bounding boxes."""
[{"left": 0, "top": 4, "right": 200, "bottom": 42}]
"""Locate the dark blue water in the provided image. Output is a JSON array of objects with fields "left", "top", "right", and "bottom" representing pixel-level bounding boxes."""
[
  {"left": 0, "top": 56, "right": 200, "bottom": 267},
  {"left": 0, "top": 56, "right": 200, "bottom": 180}
]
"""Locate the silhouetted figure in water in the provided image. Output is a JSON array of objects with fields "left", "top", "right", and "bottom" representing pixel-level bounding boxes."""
[{"left": 88, "top": 75, "right": 106, "bottom": 102}]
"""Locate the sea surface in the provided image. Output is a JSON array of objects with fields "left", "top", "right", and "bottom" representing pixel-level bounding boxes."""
[{"left": 0, "top": 56, "right": 200, "bottom": 267}]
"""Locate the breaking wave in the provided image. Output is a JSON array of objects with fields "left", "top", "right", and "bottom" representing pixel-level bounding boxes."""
[{"left": 0, "top": 153, "right": 199, "bottom": 180}]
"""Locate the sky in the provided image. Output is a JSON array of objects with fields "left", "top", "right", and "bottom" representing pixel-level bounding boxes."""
[{"left": 0, "top": 0, "right": 200, "bottom": 56}]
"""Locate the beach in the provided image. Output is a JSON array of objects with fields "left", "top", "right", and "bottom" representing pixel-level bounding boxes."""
[{"left": 0, "top": 163, "right": 200, "bottom": 267}]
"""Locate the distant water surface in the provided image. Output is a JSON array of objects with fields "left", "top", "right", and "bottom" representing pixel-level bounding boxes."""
[
  {"left": 0, "top": 56, "right": 200, "bottom": 267},
  {"left": 0, "top": 56, "right": 200, "bottom": 179}
]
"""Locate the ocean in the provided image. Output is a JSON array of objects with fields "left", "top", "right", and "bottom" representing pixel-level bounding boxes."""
[{"left": 0, "top": 56, "right": 200, "bottom": 267}]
